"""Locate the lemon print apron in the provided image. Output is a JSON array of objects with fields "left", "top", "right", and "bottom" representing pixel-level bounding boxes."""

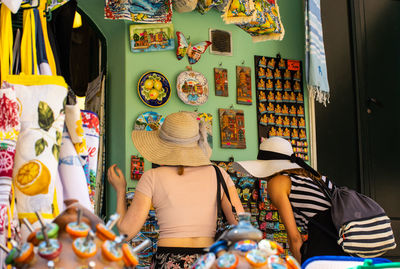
[{"left": 0, "top": 3, "right": 65, "bottom": 226}]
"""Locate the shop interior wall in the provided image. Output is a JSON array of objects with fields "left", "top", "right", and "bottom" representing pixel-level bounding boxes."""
[{"left": 79, "top": 0, "right": 306, "bottom": 216}]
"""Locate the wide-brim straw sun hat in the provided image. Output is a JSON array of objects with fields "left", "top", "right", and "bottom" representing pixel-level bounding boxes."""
[
  {"left": 232, "top": 137, "right": 303, "bottom": 178},
  {"left": 131, "top": 111, "right": 212, "bottom": 166}
]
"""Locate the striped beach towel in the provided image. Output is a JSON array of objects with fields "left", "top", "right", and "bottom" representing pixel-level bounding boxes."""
[{"left": 305, "top": 0, "right": 330, "bottom": 105}]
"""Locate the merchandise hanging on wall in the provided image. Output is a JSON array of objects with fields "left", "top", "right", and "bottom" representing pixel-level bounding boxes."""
[
  {"left": 104, "top": 0, "right": 173, "bottom": 23},
  {"left": 197, "top": 0, "right": 222, "bottom": 14},
  {"left": 305, "top": 0, "right": 330, "bottom": 105},
  {"left": 255, "top": 55, "right": 308, "bottom": 161},
  {"left": 138, "top": 71, "right": 171, "bottom": 108},
  {"left": 214, "top": 68, "right": 229, "bottom": 97},
  {"left": 236, "top": 0, "right": 284, "bottom": 42},
  {"left": 209, "top": 29, "right": 233, "bottom": 56},
  {"left": 129, "top": 23, "right": 175, "bottom": 53},
  {"left": 81, "top": 111, "right": 100, "bottom": 210},
  {"left": 176, "top": 70, "right": 209, "bottom": 105},
  {"left": 176, "top": 32, "right": 212, "bottom": 65},
  {"left": 131, "top": 155, "right": 144, "bottom": 180},
  {"left": 221, "top": 0, "right": 256, "bottom": 24},
  {"left": 219, "top": 108, "right": 246, "bottom": 149},
  {"left": 211, "top": 160, "right": 305, "bottom": 257},
  {"left": 173, "top": 0, "right": 198, "bottom": 13},
  {"left": 135, "top": 111, "right": 165, "bottom": 131},
  {"left": 190, "top": 112, "right": 213, "bottom": 148},
  {"left": 236, "top": 66, "right": 252, "bottom": 105}
]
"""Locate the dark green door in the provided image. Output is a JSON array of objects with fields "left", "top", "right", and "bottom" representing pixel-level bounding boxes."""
[{"left": 353, "top": 0, "right": 400, "bottom": 258}]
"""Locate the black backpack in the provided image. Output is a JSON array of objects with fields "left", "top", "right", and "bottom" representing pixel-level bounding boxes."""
[{"left": 295, "top": 175, "right": 396, "bottom": 258}]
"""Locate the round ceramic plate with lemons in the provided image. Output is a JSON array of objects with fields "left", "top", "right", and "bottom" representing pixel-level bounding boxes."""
[{"left": 138, "top": 71, "right": 171, "bottom": 107}]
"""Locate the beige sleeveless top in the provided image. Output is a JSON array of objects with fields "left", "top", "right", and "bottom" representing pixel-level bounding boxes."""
[{"left": 136, "top": 165, "right": 234, "bottom": 238}]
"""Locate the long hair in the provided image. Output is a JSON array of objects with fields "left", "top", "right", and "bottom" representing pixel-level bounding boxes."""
[{"left": 267, "top": 168, "right": 322, "bottom": 182}]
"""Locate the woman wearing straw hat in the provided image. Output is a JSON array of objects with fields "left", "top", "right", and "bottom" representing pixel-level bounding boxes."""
[
  {"left": 233, "top": 137, "right": 347, "bottom": 264},
  {"left": 107, "top": 111, "right": 244, "bottom": 268}
]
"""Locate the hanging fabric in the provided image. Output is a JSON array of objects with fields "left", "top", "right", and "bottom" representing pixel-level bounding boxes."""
[
  {"left": 221, "top": 0, "right": 256, "bottom": 24},
  {"left": 1, "top": 4, "right": 66, "bottom": 230},
  {"left": 0, "top": 5, "right": 22, "bottom": 266},
  {"left": 1, "top": 0, "right": 23, "bottom": 14},
  {"left": 65, "top": 103, "right": 88, "bottom": 165},
  {"left": 0, "top": 82, "right": 22, "bottom": 269},
  {"left": 305, "top": 0, "right": 330, "bottom": 105},
  {"left": 236, "top": 0, "right": 284, "bottom": 42},
  {"left": 58, "top": 124, "right": 92, "bottom": 212},
  {"left": 81, "top": 111, "right": 100, "bottom": 210}
]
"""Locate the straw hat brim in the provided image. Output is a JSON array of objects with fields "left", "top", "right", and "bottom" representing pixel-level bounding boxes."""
[
  {"left": 131, "top": 130, "right": 212, "bottom": 166},
  {"left": 232, "top": 159, "right": 301, "bottom": 178}
]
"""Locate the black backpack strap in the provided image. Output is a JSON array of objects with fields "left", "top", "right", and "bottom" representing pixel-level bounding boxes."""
[{"left": 213, "top": 165, "right": 236, "bottom": 218}]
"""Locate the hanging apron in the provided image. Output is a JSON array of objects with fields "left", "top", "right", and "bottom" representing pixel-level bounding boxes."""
[{"left": 1, "top": 4, "right": 66, "bottom": 229}]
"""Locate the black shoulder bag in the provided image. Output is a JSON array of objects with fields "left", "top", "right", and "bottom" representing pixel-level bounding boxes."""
[{"left": 213, "top": 165, "right": 236, "bottom": 241}]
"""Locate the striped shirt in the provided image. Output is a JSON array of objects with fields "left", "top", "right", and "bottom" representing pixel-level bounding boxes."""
[{"left": 287, "top": 174, "right": 335, "bottom": 231}]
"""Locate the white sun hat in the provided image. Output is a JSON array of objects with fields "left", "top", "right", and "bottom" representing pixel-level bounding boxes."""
[
  {"left": 131, "top": 111, "right": 212, "bottom": 166},
  {"left": 232, "top": 137, "right": 306, "bottom": 178}
]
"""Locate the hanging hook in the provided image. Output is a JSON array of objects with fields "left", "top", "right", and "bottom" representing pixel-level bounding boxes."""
[
  {"left": 229, "top": 104, "right": 234, "bottom": 110},
  {"left": 194, "top": 106, "right": 199, "bottom": 112},
  {"left": 219, "top": 62, "right": 222, "bottom": 67},
  {"left": 229, "top": 156, "right": 234, "bottom": 163},
  {"left": 241, "top": 60, "right": 245, "bottom": 65},
  {"left": 276, "top": 53, "right": 281, "bottom": 59}
]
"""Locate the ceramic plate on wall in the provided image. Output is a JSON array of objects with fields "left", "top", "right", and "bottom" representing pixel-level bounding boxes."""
[
  {"left": 135, "top": 111, "right": 165, "bottom": 131},
  {"left": 176, "top": 71, "right": 209, "bottom": 106},
  {"left": 138, "top": 71, "right": 171, "bottom": 107}
]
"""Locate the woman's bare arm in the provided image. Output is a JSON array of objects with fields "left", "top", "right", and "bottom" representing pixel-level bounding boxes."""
[{"left": 268, "top": 174, "right": 303, "bottom": 263}]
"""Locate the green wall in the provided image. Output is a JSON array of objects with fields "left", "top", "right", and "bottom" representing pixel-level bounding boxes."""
[{"left": 79, "top": 0, "right": 306, "bottom": 216}]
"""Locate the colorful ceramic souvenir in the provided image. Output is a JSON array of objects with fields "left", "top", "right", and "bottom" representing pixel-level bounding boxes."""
[
  {"left": 258, "top": 67, "right": 266, "bottom": 78},
  {"left": 176, "top": 32, "right": 212, "bottom": 65},
  {"left": 266, "top": 79, "right": 273, "bottom": 90},
  {"left": 219, "top": 109, "right": 246, "bottom": 149},
  {"left": 214, "top": 68, "right": 229, "bottom": 97},
  {"left": 258, "top": 91, "right": 266, "bottom": 102},
  {"left": 245, "top": 249, "right": 268, "bottom": 267},
  {"left": 129, "top": 24, "right": 175, "bottom": 53},
  {"left": 138, "top": 71, "right": 171, "bottom": 107},
  {"left": 266, "top": 68, "right": 273, "bottom": 79},
  {"left": 135, "top": 111, "right": 165, "bottom": 131},
  {"left": 131, "top": 155, "right": 144, "bottom": 180},
  {"left": 236, "top": 66, "right": 252, "bottom": 105},
  {"left": 260, "top": 114, "right": 268, "bottom": 126},
  {"left": 283, "top": 116, "right": 290, "bottom": 127},
  {"left": 274, "top": 69, "right": 281, "bottom": 80},
  {"left": 257, "top": 79, "right": 265, "bottom": 90},
  {"left": 258, "top": 56, "right": 267, "bottom": 67},
  {"left": 104, "top": 0, "right": 172, "bottom": 23},
  {"left": 274, "top": 80, "right": 282, "bottom": 91},
  {"left": 266, "top": 102, "right": 274, "bottom": 113},
  {"left": 177, "top": 71, "right": 209, "bottom": 105},
  {"left": 192, "top": 252, "right": 216, "bottom": 269},
  {"left": 259, "top": 103, "right": 267, "bottom": 114},
  {"left": 284, "top": 69, "right": 291, "bottom": 80},
  {"left": 233, "top": 240, "right": 257, "bottom": 252}
]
